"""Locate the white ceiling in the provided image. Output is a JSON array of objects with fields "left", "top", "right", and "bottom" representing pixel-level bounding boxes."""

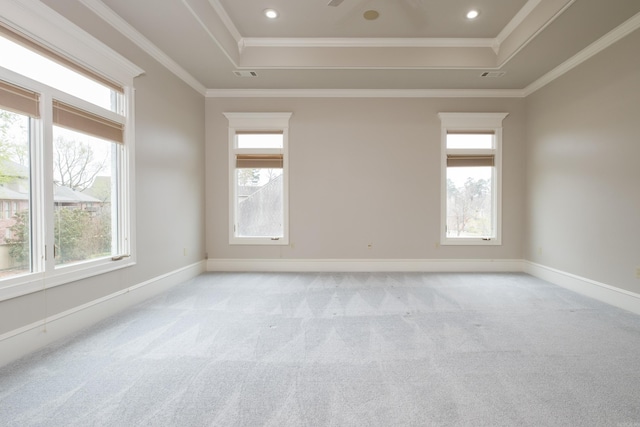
[{"left": 76, "top": 0, "right": 640, "bottom": 95}]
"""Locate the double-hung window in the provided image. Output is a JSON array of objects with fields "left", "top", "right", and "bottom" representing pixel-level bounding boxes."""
[
  {"left": 224, "top": 112, "right": 291, "bottom": 245},
  {"left": 0, "top": 3, "right": 141, "bottom": 299},
  {"left": 438, "top": 112, "right": 508, "bottom": 245}
]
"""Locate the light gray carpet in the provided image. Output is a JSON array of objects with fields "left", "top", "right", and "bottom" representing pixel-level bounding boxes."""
[{"left": 1, "top": 272, "right": 640, "bottom": 426}]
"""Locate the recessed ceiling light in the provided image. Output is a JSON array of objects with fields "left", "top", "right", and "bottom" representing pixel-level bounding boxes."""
[
  {"left": 466, "top": 10, "right": 479, "bottom": 19},
  {"left": 363, "top": 10, "right": 380, "bottom": 21},
  {"left": 264, "top": 9, "right": 278, "bottom": 19}
]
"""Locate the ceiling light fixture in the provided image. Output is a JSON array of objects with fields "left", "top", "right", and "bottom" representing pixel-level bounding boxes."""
[
  {"left": 466, "top": 10, "right": 479, "bottom": 19},
  {"left": 264, "top": 9, "right": 278, "bottom": 19},
  {"left": 363, "top": 10, "right": 380, "bottom": 21}
]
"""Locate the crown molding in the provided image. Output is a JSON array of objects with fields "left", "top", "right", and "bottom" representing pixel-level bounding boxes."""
[
  {"left": 492, "top": 0, "right": 541, "bottom": 54},
  {"left": 205, "top": 0, "right": 241, "bottom": 43},
  {"left": 206, "top": 88, "right": 525, "bottom": 98},
  {"left": 239, "top": 37, "right": 495, "bottom": 50},
  {"left": 79, "top": 0, "right": 206, "bottom": 95},
  {"left": 524, "top": 10, "right": 640, "bottom": 96}
]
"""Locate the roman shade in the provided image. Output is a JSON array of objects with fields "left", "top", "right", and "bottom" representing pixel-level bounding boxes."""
[
  {"left": 53, "top": 100, "right": 124, "bottom": 143},
  {"left": 447, "top": 154, "right": 495, "bottom": 167},
  {"left": 0, "top": 80, "right": 39, "bottom": 117},
  {"left": 236, "top": 154, "right": 283, "bottom": 169}
]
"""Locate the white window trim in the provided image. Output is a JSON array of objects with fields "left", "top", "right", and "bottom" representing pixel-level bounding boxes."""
[
  {"left": 224, "top": 112, "right": 291, "bottom": 246},
  {"left": 438, "top": 112, "right": 508, "bottom": 246},
  {"left": 0, "top": 0, "right": 143, "bottom": 302}
]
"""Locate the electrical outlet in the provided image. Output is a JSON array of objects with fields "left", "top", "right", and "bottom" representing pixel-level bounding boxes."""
[
  {"left": 636, "top": 267, "right": 640, "bottom": 279},
  {"left": 183, "top": 248, "right": 187, "bottom": 257}
]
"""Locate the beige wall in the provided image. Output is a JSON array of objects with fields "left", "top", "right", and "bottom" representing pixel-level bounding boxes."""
[
  {"left": 206, "top": 97, "right": 526, "bottom": 260},
  {"left": 0, "top": 2, "right": 206, "bottom": 335},
  {"left": 525, "top": 29, "right": 640, "bottom": 293}
]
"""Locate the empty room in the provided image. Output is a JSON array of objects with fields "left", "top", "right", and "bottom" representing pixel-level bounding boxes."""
[{"left": 1, "top": 0, "right": 639, "bottom": 425}]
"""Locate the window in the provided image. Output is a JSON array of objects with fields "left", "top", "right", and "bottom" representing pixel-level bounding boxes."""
[
  {"left": 438, "top": 113, "right": 508, "bottom": 245},
  {"left": 224, "top": 112, "right": 291, "bottom": 245},
  {"left": 0, "top": 7, "right": 141, "bottom": 299}
]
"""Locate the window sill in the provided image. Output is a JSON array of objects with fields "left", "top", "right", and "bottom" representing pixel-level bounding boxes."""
[
  {"left": 229, "top": 237, "right": 289, "bottom": 246},
  {"left": 0, "top": 257, "right": 136, "bottom": 303},
  {"left": 441, "top": 238, "right": 502, "bottom": 246}
]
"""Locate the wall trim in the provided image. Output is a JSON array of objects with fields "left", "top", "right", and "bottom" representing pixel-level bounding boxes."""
[
  {"left": 207, "top": 258, "right": 525, "bottom": 273},
  {"left": 524, "top": 261, "right": 640, "bottom": 315},
  {"left": 205, "top": 88, "right": 526, "bottom": 98},
  {"left": 0, "top": 260, "right": 206, "bottom": 368}
]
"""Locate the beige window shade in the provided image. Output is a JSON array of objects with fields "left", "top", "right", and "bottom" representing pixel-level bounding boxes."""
[
  {"left": 447, "top": 130, "right": 495, "bottom": 135},
  {"left": 53, "top": 100, "right": 124, "bottom": 143},
  {"left": 447, "top": 154, "right": 494, "bottom": 167},
  {"left": 0, "top": 80, "right": 40, "bottom": 117},
  {"left": 236, "top": 154, "right": 283, "bottom": 169},
  {"left": 0, "top": 23, "right": 123, "bottom": 94}
]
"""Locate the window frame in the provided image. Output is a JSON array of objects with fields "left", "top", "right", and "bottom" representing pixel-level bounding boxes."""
[
  {"left": 224, "top": 112, "right": 291, "bottom": 246},
  {"left": 438, "top": 112, "right": 508, "bottom": 246},
  {"left": 0, "top": 1, "right": 143, "bottom": 301}
]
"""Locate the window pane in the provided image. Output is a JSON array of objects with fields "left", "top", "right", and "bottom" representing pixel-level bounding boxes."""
[
  {"left": 0, "top": 108, "right": 31, "bottom": 278},
  {"left": 446, "top": 166, "right": 493, "bottom": 238},
  {"left": 236, "top": 168, "right": 283, "bottom": 237},
  {"left": 237, "top": 133, "right": 283, "bottom": 149},
  {"left": 53, "top": 126, "right": 116, "bottom": 266},
  {"left": 446, "top": 134, "right": 493, "bottom": 149},
  {"left": 0, "top": 35, "right": 118, "bottom": 112}
]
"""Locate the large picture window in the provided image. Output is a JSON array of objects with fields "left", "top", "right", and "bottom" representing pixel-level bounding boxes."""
[
  {"left": 224, "top": 113, "right": 291, "bottom": 245},
  {"left": 0, "top": 7, "right": 140, "bottom": 300},
  {"left": 438, "top": 113, "right": 508, "bottom": 245}
]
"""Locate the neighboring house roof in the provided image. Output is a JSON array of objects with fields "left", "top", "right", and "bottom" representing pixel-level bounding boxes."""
[
  {"left": 237, "top": 185, "right": 261, "bottom": 198},
  {"left": 54, "top": 185, "right": 101, "bottom": 204},
  {"left": 0, "top": 159, "right": 101, "bottom": 204},
  {"left": 0, "top": 186, "right": 28, "bottom": 201},
  {"left": 0, "top": 159, "right": 28, "bottom": 179}
]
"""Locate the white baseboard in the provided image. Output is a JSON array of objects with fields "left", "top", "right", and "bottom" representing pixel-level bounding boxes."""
[
  {"left": 524, "top": 261, "right": 640, "bottom": 315},
  {"left": 0, "top": 260, "right": 206, "bottom": 368},
  {"left": 206, "top": 258, "right": 526, "bottom": 273}
]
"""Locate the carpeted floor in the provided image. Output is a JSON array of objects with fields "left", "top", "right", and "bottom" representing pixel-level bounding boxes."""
[{"left": 1, "top": 272, "right": 640, "bottom": 426}]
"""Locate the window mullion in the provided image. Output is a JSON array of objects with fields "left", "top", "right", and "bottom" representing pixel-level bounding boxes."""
[{"left": 32, "top": 92, "right": 55, "bottom": 272}]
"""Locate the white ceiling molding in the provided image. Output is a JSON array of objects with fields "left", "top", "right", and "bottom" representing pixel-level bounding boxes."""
[
  {"left": 524, "top": 10, "right": 640, "bottom": 96},
  {"left": 205, "top": 0, "right": 241, "bottom": 43},
  {"left": 206, "top": 88, "right": 526, "bottom": 98},
  {"left": 492, "top": 0, "right": 542, "bottom": 54},
  {"left": 495, "top": 0, "right": 576, "bottom": 67},
  {"left": 180, "top": 0, "right": 240, "bottom": 66},
  {"left": 240, "top": 37, "right": 496, "bottom": 49},
  {"left": 205, "top": 0, "right": 574, "bottom": 71},
  {"left": 79, "top": 0, "right": 206, "bottom": 95}
]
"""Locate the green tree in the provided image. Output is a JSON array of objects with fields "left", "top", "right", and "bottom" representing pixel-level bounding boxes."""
[
  {"left": 6, "top": 207, "right": 112, "bottom": 265},
  {"left": 6, "top": 210, "right": 30, "bottom": 268}
]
